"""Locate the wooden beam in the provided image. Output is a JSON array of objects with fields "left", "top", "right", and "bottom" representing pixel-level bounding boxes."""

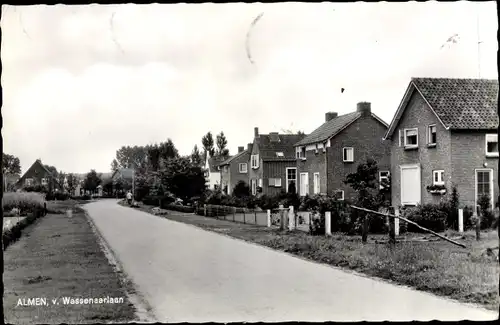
[{"left": 350, "top": 205, "right": 467, "bottom": 248}]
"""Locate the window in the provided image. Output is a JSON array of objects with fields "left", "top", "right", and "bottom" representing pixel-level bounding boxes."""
[
  {"left": 379, "top": 171, "right": 390, "bottom": 189},
  {"left": 404, "top": 128, "right": 418, "bottom": 148},
  {"left": 433, "top": 170, "right": 444, "bottom": 185},
  {"left": 269, "top": 178, "right": 282, "bottom": 187},
  {"left": 299, "top": 173, "right": 309, "bottom": 196},
  {"left": 476, "top": 169, "right": 493, "bottom": 210},
  {"left": 313, "top": 173, "right": 320, "bottom": 194},
  {"left": 296, "top": 146, "right": 306, "bottom": 159},
  {"left": 25, "top": 178, "right": 33, "bottom": 186},
  {"left": 238, "top": 163, "right": 247, "bottom": 173},
  {"left": 251, "top": 154, "right": 260, "bottom": 169},
  {"left": 258, "top": 179, "right": 262, "bottom": 187},
  {"left": 41, "top": 178, "right": 48, "bottom": 185},
  {"left": 427, "top": 125, "right": 437, "bottom": 145},
  {"left": 334, "top": 190, "right": 344, "bottom": 201},
  {"left": 286, "top": 168, "right": 297, "bottom": 193},
  {"left": 343, "top": 147, "right": 354, "bottom": 162},
  {"left": 276, "top": 152, "right": 284, "bottom": 157},
  {"left": 485, "top": 134, "right": 499, "bottom": 157}
]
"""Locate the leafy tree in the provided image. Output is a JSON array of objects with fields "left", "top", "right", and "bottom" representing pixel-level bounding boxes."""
[
  {"left": 2, "top": 153, "right": 21, "bottom": 175},
  {"left": 159, "top": 157, "right": 206, "bottom": 202},
  {"left": 215, "top": 131, "right": 230, "bottom": 159},
  {"left": 103, "top": 181, "right": 113, "bottom": 196},
  {"left": 158, "top": 139, "right": 179, "bottom": 161},
  {"left": 57, "top": 171, "right": 67, "bottom": 192},
  {"left": 83, "top": 170, "right": 102, "bottom": 193},
  {"left": 233, "top": 180, "right": 250, "bottom": 198},
  {"left": 111, "top": 159, "right": 119, "bottom": 173},
  {"left": 201, "top": 132, "right": 215, "bottom": 160},
  {"left": 191, "top": 144, "right": 203, "bottom": 166},
  {"left": 66, "top": 173, "right": 79, "bottom": 195},
  {"left": 44, "top": 165, "right": 58, "bottom": 177},
  {"left": 115, "top": 145, "right": 148, "bottom": 171},
  {"left": 146, "top": 143, "right": 162, "bottom": 171}
]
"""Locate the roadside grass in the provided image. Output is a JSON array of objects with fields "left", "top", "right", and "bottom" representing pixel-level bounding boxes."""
[
  {"left": 3, "top": 201, "right": 137, "bottom": 324},
  {"left": 155, "top": 211, "right": 500, "bottom": 311}
]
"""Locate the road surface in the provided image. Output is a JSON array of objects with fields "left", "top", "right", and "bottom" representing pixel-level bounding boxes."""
[{"left": 84, "top": 200, "right": 498, "bottom": 323}]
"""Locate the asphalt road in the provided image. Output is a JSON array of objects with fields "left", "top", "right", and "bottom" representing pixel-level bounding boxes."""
[{"left": 84, "top": 200, "right": 498, "bottom": 323}]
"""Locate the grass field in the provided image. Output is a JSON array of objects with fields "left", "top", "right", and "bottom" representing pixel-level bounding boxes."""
[
  {"left": 152, "top": 211, "right": 499, "bottom": 311},
  {"left": 3, "top": 202, "right": 138, "bottom": 324}
]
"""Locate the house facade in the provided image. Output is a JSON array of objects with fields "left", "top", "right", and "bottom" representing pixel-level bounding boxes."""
[
  {"left": 219, "top": 144, "right": 252, "bottom": 195},
  {"left": 15, "top": 159, "right": 62, "bottom": 191},
  {"left": 384, "top": 77, "right": 499, "bottom": 211},
  {"left": 204, "top": 156, "right": 224, "bottom": 190},
  {"left": 248, "top": 128, "right": 307, "bottom": 196},
  {"left": 294, "top": 102, "right": 391, "bottom": 201}
]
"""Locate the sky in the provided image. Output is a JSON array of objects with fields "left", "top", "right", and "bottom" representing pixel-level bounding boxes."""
[{"left": 1, "top": 2, "right": 498, "bottom": 175}]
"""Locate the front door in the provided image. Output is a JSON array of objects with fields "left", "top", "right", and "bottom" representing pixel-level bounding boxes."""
[
  {"left": 475, "top": 169, "right": 493, "bottom": 212},
  {"left": 400, "top": 164, "right": 421, "bottom": 206},
  {"left": 299, "top": 173, "right": 309, "bottom": 197}
]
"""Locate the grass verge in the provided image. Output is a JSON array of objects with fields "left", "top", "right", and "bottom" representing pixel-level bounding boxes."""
[
  {"left": 155, "top": 211, "right": 500, "bottom": 311},
  {"left": 3, "top": 202, "right": 137, "bottom": 324}
]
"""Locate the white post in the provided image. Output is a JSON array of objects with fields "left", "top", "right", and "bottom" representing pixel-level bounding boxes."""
[
  {"left": 267, "top": 209, "right": 271, "bottom": 227},
  {"left": 325, "top": 211, "right": 332, "bottom": 236},
  {"left": 394, "top": 208, "right": 400, "bottom": 236},
  {"left": 288, "top": 206, "right": 295, "bottom": 230},
  {"left": 458, "top": 208, "right": 464, "bottom": 233}
]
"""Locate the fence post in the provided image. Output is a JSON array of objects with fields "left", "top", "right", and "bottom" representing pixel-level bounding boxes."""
[
  {"left": 254, "top": 210, "right": 257, "bottom": 225},
  {"left": 243, "top": 208, "right": 246, "bottom": 224},
  {"left": 233, "top": 207, "right": 236, "bottom": 222},
  {"left": 458, "top": 208, "right": 464, "bottom": 233},
  {"left": 288, "top": 206, "right": 295, "bottom": 231},
  {"left": 267, "top": 209, "right": 271, "bottom": 227},
  {"left": 361, "top": 212, "right": 368, "bottom": 243},
  {"left": 279, "top": 204, "right": 285, "bottom": 230},
  {"left": 204, "top": 204, "right": 207, "bottom": 217},
  {"left": 325, "top": 211, "right": 332, "bottom": 236},
  {"left": 394, "top": 208, "right": 400, "bottom": 236}
]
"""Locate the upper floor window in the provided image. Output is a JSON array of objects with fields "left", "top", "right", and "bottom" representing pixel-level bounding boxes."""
[
  {"left": 239, "top": 163, "right": 248, "bottom": 173},
  {"left": 296, "top": 147, "right": 306, "bottom": 159},
  {"left": 343, "top": 147, "right": 354, "bottom": 162},
  {"left": 427, "top": 125, "right": 437, "bottom": 146},
  {"left": 433, "top": 170, "right": 445, "bottom": 185},
  {"left": 404, "top": 128, "right": 418, "bottom": 148},
  {"left": 485, "top": 134, "right": 499, "bottom": 157},
  {"left": 251, "top": 154, "right": 260, "bottom": 169}
]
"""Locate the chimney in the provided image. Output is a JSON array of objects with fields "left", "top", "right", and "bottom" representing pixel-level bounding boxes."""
[
  {"left": 254, "top": 127, "right": 259, "bottom": 138},
  {"left": 247, "top": 143, "right": 253, "bottom": 152},
  {"left": 325, "top": 112, "right": 338, "bottom": 122},
  {"left": 357, "top": 102, "right": 371, "bottom": 117},
  {"left": 238, "top": 146, "right": 244, "bottom": 153}
]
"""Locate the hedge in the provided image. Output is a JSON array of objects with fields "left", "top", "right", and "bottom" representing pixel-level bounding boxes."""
[
  {"left": 3, "top": 207, "right": 46, "bottom": 250},
  {"left": 45, "top": 192, "right": 71, "bottom": 201},
  {"left": 2, "top": 192, "right": 46, "bottom": 213},
  {"left": 163, "top": 204, "right": 195, "bottom": 213}
]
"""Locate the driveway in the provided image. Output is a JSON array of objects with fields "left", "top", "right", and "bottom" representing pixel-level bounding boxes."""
[{"left": 84, "top": 200, "right": 498, "bottom": 323}]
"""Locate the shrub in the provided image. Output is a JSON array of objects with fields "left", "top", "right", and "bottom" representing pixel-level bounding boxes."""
[
  {"left": 477, "top": 193, "right": 494, "bottom": 229},
  {"left": 2, "top": 192, "right": 45, "bottom": 213},
  {"left": 462, "top": 206, "right": 475, "bottom": 230},
  {"left": 448, "top": 186, "right": 460, "bottom": 230},
  {"left": 45, "top": 192, "right": 70, "bottom": 201},
  {"left": 24, "top": 185, "right": 47, "bottom": 193},
  {"left": 300, "top": 194, "right": 354, "bottom": 235},
  {"left": 142, "top": 195, "right": 175, "bottom": 207},
  {"left": 233, "top": 181, "right": 250, "bottom": 198},
  {"left": 3, "top": 207, "right": 45, "bottom": 250},
  {"left": 403, "top": 203, "right": 448, "bottom": 233},
  {"left": 163, "top": 204, "right": 195, "bottom": 213}
]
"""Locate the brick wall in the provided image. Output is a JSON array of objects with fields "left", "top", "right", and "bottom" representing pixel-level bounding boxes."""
[
  {"left": 248, "top": 140, "right": 263, "bottom": 195},
  {"left": 264, "top": 161, "right": 298, "bottom": 196},
  {"left": 296, "top": 149, "right": 328, "bottom": 196},
  {"left": 389, "top": 90, "right": 452, "bottom": 207},
  {"left": 326, "top": 115, "right": 391, "bottom": 202},
  {"left": 227, "top": 153, "right": 250, "bottom": 194},
  {"left": 450, "top": 131, "right": 499, "bottom": 208}
]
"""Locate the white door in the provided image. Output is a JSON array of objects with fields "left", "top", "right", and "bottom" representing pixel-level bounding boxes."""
[
  {"left": 251, "top": 179, "right": 257, "bottom": 195},
  {"left": 400, "top": 164, "right": 421, "bottom": 206},
  {"left": 313, "top": 173, "right": 320, "bottom": 194},
  {"left": 475, "top": 169, "right": 493, "bottom": 212},
  {"left": 300, "top": 173, "right": 309, "bottom": 197}
]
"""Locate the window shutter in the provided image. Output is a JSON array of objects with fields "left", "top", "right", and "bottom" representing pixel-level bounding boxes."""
[{"left": 275, "top": 178, "right": 282, "bottom": 187}]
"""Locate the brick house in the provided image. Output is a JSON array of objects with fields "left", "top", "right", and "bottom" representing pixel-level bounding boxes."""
[
  {"left": 219, "top": 144, "right": 252, "bottom": 195},
  {"left": 294, "top": 102, "right": 390, "bottom": 201},
  {"left": 248, "top": 128, "right": 307, "bottom": 196},
  {"left": 383, "top": 77, "right": 499, "bottom": 211},
  {"left": 15, "top": 159, "right": 62, "bottom": 191}
]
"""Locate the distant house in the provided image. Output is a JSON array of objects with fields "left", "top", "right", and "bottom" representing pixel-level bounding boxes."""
[
  {"left": 204, "top": 156, "right": 225, "bottom": 190},
  {"left": 219, "top": 144, "right": 252, "bottom": 195},
  {"left": 15, "top": 159, "right": 62, "bottom": 192},
  {"left": 383, "top": 77, "right": 499, "bottom": 211},
  {"left": 248, "top": 128, "right": 307, "bottom": 196},
  {"left": 294, "top": 102, "right": 390, "bottom": 201}
]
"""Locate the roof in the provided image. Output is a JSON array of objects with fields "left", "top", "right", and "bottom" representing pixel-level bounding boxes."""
[
  {"left": 257, "top": 134, "right": 307, "bottom": 161},
  {"left": 385, "top": 77, "right": 499, "bottom": 138},
  {"left": 219, "top": 150, "right": 248, "bottom": 166},
  {"left": 207, "top": 157, "right": 225, "bottom": 172}
]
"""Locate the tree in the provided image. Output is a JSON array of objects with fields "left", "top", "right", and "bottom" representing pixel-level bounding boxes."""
[
  {"left": 83, "top": 170, "right": 102, "bottom": 193},
  {"left": 2, "top": 153, "right": 21, "bottom": 175},
  {"left": 57, "top": 171, "right": 67, "bottom": 192},
  {"left": 215, "top": 131, "right": 230, "bottom": 159},
  {"left": 66, "top": 173, "right": 78, "bottom": 195},
  {"left": 111, "top": 159, "right": 119, "bottom": 173},
  {"left": 201, "top": 132, "right": 215, "bottom": 160},
  {"left": 158, "top": 139, "right": 179, "bottom": 161},
  {"left": 115, "top": 146, "right": 148, "bottom": 171},
  {"left": 190, "top": 145, "right": 203, "bottom": 166},
  {"left": 233, "top": 180, "right": 250, "bottom": 198},
  {"left": 44, "top": 165, "right": 58, "bottom": 177},
  {"left": 159, "top": 157, "right": 206, "bottom": 202},
  {"left": 146, "top": 144, "right": 162, "bottom": 171}
]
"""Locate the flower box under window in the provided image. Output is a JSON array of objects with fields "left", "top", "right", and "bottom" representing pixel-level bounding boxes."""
[{"left": 426, "top": 184, "right": 447, "bottom": 195}]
